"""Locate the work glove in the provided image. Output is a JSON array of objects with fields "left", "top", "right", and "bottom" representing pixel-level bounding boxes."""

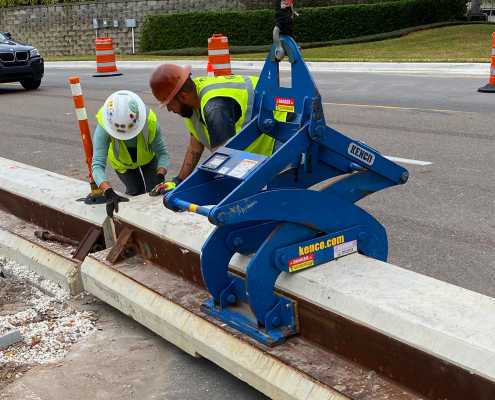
[
  {"left": 104, "top": 188, "right": 129, "bottom": 218},
  {"left": 149, "top": 176, "right": 182, "bottom": 197},
  {"left": 149, "top": 173, "right": 166, "bottom": 197}
]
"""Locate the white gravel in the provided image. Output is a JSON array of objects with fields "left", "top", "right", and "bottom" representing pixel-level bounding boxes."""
[{"left": 0, "top": 257, "right": 97, "bottom": 365}]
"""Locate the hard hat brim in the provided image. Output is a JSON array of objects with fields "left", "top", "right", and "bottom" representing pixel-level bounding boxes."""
[{"left": 102, "top": 91, "right": 147, "bottom": 141}]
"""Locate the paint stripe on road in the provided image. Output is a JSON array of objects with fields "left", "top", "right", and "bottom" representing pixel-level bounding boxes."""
[
  {"left": 385, "top": 156, "right": 433, "bottom": 166},
  {"left": 324, "top": 102, "right": 476, "bottom": 115}
]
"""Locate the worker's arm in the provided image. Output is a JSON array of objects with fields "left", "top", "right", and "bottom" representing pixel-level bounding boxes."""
[
  {"left": 204, "top": 97, "right": 241, "bottom": 150},
  {"left": 177, "top": 135, "right": 205, "bottom": 181},
  {"left": 91, "top": 125, "right": 112, "bottom": 191},
  {"left": 150, "top": 125, "right": 171, "bottom": 178}
]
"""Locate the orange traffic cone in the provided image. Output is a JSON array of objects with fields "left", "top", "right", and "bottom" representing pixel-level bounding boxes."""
[
  {"left": 479, "top": 32, "right": 495, "bottom": 92},
  {"left": 207, "top": 33, "right": 231, "bottom": 76},
  {"left": 207, "top": 62, "right": 215, "bottom": 77},
  {"left": 93, "top": 37, "right": 122, "bottom": 78}
]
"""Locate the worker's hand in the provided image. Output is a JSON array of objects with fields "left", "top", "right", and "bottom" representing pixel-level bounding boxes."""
[
  {"left": 104, "top": 188, "right": 129, "bottom": 217},
  {"left": 149, "top": 176, "right": 182, "bottom": 197},
  {"left": 148, "top": 172, "right": 166, "bottom": 196}
]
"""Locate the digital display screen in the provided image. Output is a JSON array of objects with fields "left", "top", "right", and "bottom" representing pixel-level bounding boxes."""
[{"left": 203, "top": 153, "right": 229, "bottom": 170}]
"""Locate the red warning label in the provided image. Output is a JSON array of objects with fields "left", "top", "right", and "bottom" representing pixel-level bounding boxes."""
[
  {"left": 288, "top": 254, "right": 315, "bottom": 273},
  {"left": 275, "top": 97, "right": 295, "bottom": 113}
]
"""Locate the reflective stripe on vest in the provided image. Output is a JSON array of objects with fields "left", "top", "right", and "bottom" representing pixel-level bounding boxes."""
[
  {"left": 188, "top": 111, "right": 211, "bottom": 149},
  {"left": 198, "top": 77, "right": 255, "bottom": 123}
]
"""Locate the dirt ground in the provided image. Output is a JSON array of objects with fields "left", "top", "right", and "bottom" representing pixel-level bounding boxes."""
[
  {"left": 0, "top": 271, "right": 32, "bottom": 391},
  {"left": 0, "top": 364, "right": 29, "bottom": 392},
  {"left": 0, "top": 258, "right": 96, "bottom": 392},
  {"left": 0, "top": 258, "right": 265, "bottom": 400}
]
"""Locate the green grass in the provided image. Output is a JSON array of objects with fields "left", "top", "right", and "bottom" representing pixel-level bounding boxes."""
[
  {"left": 234, "top": 24, "right": 495, "bottom": 62},
  {"left": 46, "top": 24, "right": 495, "bottom": 63}
]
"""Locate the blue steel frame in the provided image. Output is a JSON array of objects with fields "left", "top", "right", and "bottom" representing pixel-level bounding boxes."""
[{"left": 164, "top": 35, "right": 409, "bottom": 346}]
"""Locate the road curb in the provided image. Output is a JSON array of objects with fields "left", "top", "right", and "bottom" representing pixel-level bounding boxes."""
[
  {"left": 0, "top": 227, "right": 82, "bottom": 295},
  {"left": 44, "top": 60, "right": 490, "bottom": 77},
  {"left": 81, "top": 253, "right": 349, "bottom": 400}
]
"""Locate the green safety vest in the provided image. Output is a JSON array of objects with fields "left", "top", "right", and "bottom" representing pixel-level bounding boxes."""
[
  {"left": 96, "top": 107, "right": 158, "bottom": 173},
  {"left": 184, "top": 75, "right": 276, "bottom": 156}
]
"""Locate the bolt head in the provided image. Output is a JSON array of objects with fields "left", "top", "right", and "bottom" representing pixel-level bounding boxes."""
[
  {"left": 262, "top": 118, "right": 275, "bottom": 132},
  {"left": 227, "top": 294, "right": 237, "bottom": 305},
  {"left": 233, "top": 237, "right": 243, "bottom": 247}
]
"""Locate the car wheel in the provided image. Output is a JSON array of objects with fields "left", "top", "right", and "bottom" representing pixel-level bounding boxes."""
[{"left": 20, "top": 79, "right": 41, "bottom": 90}]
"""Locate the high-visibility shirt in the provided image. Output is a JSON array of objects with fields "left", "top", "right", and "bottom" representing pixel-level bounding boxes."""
[
  {"left": 184, "top": 75, "right": 276, "bottom": 156},
  {"left": 96, "top": 107, "right": 158, "bottom": 173}
]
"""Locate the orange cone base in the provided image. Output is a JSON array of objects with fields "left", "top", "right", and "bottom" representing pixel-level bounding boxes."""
[
  {"left": 478, "top": 83, "right": 495, "bottom": 93},
  {"left": 93, "top": 72, "right": 123, "bottom": 78}
]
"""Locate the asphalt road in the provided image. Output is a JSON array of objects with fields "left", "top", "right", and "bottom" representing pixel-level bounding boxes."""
[{"left": 0, "top": 64, "right": 494, "bottom": 399}]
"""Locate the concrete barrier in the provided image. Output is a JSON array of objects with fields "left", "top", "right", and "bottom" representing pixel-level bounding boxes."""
[
  {"left": 0, "top": 157, "right": 107, "bottom": 293},
  {"left": 1, "top": 158, "right": 494, "bottom": 398},
  {"left": 0, "top": 227, "right": 81, "bottom": 294},
  {"left": 0, "top": 157, "right": 106, "bottom": 227}
]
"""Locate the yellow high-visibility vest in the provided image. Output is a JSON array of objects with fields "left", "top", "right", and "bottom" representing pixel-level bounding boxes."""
[
  {"left": 184, "top": 75, "right": 277, "bottom": 156},
  {"left": 96, "top": 107, "right": 158, "bottom": 173}
]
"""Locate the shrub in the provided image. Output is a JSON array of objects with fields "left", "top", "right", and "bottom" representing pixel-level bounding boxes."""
[
  {"left": 140, "top": 0, "right": 466, "bottom": 51},
  {"left": 0, "top": 0, "right": 82, "bottom": 7}
]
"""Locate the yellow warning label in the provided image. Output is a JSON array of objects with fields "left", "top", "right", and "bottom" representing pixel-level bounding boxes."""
[
  {"left": 288, "top": 254, "right": 315, "bottom": 273},
  {"left": 275, "top": 96, "right": 295, "bottom": 113}
]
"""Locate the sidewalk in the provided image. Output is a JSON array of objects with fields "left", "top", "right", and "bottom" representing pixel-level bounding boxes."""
[{"left": 45, "top": 60, "right": 490, "bottom": 77}]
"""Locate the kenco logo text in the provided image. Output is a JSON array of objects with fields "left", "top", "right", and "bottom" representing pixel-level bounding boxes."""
[
  {"left": 348, "top": 143, "right": 375, "bottom": 166},
  {"left": 298, "top": 235, "right": 345, "bottom": 256}
]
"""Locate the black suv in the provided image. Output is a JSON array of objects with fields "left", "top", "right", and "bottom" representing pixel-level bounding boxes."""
[{"left": 0, "top": 32, "right": 44, "bottom": 90}]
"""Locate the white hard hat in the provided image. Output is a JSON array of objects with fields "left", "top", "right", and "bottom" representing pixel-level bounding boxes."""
[{"left": 101, "top": 90, "right": 147, "bottom": 140}]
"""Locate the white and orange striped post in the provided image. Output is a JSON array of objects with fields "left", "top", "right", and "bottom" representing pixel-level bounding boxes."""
[
  {"left": 93, "top": 37, "right": 123, "bottom": 78},
  {"left": 68, "top": 76, "right": 105, "bottom": 203},
  {"left": 207, "top": 33, "right": 232, "bottom": 76},
  {"left": 479, "top": 32, "right": 495, "bottom": 93}
]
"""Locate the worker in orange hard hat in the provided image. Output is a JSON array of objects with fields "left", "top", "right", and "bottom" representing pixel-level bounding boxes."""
[{"left": 149, "top": 63, "right": 279, "bottom": 194}]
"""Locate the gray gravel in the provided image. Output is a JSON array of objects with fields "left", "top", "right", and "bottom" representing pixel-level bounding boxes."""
[{"left": 0, "top": 257, "right": 96, "bottom": 366}]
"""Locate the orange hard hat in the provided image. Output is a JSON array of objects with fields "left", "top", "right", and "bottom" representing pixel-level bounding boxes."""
[{"left": 149, "top": 64, "right": 192, "bottom": 106}]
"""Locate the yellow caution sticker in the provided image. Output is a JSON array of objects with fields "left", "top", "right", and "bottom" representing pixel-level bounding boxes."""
[
  {"left": 275, "top": 96, "right": 295, "bottom": 113},
  {"left": 288, "top": 254, "right": 315, "bottom": 273}
]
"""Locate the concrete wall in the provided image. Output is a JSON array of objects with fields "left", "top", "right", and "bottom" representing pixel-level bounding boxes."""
[{"left": 0, "top": 0, "right": 363, "bottom": 56}]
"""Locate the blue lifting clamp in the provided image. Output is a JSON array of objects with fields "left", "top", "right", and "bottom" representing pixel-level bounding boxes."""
[{"left": 164, "top": 34, "right": 409, "bottom": 346}]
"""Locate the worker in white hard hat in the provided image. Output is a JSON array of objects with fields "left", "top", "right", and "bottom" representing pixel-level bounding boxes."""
[{"left": 91, "top": 90, "right": 170, "bottom": 217}]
